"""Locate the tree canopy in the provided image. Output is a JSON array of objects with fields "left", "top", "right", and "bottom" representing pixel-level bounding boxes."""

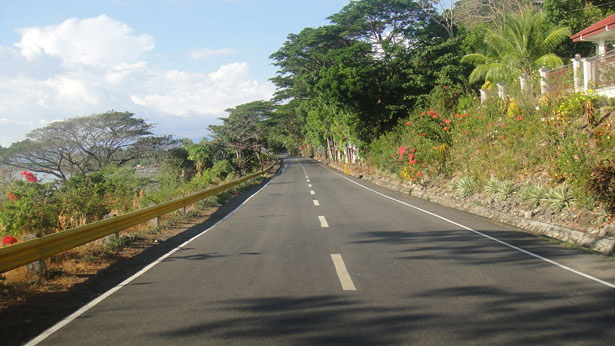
[{"left": 2, "top": 111, "right": 175, "bottom": 181}]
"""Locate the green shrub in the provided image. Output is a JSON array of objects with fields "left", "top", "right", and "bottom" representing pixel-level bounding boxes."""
[
  {"left": 588, "top": 159, "right": 615, "bottom": 211},
  {"left": 0, "top": 174, "right": 59, "bottom": 236}
]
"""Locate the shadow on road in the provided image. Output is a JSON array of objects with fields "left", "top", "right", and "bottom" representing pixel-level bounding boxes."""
[
  {"left": 152, "top": 295, "right": 436, "bottom": 345},
  {"left": 149, "top": 286, "right": 614, "bottom": 345}
]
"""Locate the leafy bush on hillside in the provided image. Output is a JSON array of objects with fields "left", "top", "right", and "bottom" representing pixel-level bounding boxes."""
[
  {"left": 0, "top": 173, "right": 59, "bottom": 237},
  {"left": 589, "top": 159, "right": 615, "bottom": 211},
  {"left": 367, "top": 85, "right": 612, "bottom": 216}
]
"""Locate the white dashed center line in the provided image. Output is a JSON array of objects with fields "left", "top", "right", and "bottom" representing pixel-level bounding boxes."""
[
  {"left": 331, "top": 254, "right": 356, "bottom": 291},
  {"left": 318, "top": 216, "right": 329, "bottom": 227},
  {"left": 313, "top": 200, "right": 320, "bottom": 206},
  {"left": 310, "top": 190, "right": 315, "bottom": 195}
]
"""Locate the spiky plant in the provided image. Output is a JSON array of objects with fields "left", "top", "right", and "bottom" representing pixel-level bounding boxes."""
[
  {"left": 456, "top": 176, "right": 476, "bottom": 198},
  {"left": 484, "top": 176, "right": 499, "bottom": 195},
  {"left": 547, "top": 185, "right": 575, "bottom": 212},
  {"left": 496, "top": 180, "right": 518, "bottom": 201},
  {"left": 520, "top": 184, "right": 546, "bottom": 207}
]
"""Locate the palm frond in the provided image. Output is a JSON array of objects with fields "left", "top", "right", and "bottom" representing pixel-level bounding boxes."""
[
  {"left": 534, "top": 53, "right": 564, "bottom": 69},
  {"left": 469, "top": 64, "right": 490, "bottom": 84},
  {"left": 541, "top": 26, "right": 572, "bottom": 52},
  {"left": 461, "top": 53, "right": 489, "bottom": 66}
]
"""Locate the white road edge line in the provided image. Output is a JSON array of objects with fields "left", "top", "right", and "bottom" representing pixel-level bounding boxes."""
[
  {"left": 331, "top": 254, "right": 357, "bottom": 291},
  {"left": 313, "top": 200, "right": 320, "bottom": 206},
  {"left": 319, "top": 215, "right": 329, "bottom": 228},
  {"left": 24, "top": 170, "right": 279, "bottom": 346},
  {"left": 322, "top": 163, "right": 615, "bottom": 290}
]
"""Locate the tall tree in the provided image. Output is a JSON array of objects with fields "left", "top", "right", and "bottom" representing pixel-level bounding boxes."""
[
  {"left": 270, "top": 25, "right": 352, "bottom": 102},
  {"left": 329, "top": 0, "right": 428, "bottom": 53},
  {"left": 454, "top": 0, "right": 540, "bottom": 29},
  {"left": 208, "top": 101, "right": 273, "bottom": 174},
  {"left": 544, "top": 0, "right": 615, "bottom": 59},
  {"left": 2, "top": 111, "right": 174, "bottom": 181},
  {"left": 418, "top": 0, "right": 456, "bottom": 38}
]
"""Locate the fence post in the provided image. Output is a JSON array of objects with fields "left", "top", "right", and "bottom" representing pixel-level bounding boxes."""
[
  {"left": 497, "top": 83, "right": 505, "bottom": 100},
  {"left": 582, "top": 58, "right": 592, "bottom": 92},
  {"left": 479, "top": 88, "right": 487, "bottom": 103},
  {"left": 539, "top": 67, "right": 549, "bottom": 94},
  {"left": 519, "top": 73, "right": 528, "bottom": 93},
  {"left": 572, "top": 54, "right": 582, "bottom": 93}
]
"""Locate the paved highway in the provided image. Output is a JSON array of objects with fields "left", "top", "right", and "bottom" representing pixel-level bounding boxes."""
[{"left": 29, "top": 157, "right": 615, "bottom": 345}]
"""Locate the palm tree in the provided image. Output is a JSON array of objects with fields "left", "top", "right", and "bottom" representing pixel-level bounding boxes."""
[{"left": 461, "top": 9, "right": 571, "bottom": 84}]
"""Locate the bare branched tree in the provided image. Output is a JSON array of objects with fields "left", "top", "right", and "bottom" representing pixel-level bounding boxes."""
[
  {"left": 454, "top": 0, "right": 542, "bottom": 29},
  {"left": 418, "top": 0, "right": 456, "bottom": 38}
]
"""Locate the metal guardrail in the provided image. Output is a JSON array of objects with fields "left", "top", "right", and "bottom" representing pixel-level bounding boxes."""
[{"left": 0, "top": 162, "right": 276, "bottom": 274}]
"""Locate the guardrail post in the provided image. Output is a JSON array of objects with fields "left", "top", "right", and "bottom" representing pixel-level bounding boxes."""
[
  {"left": 23, "top": 234, "right": 46, "bottom": 277},
  {"left": 149, "top": 203, "right": 160, "bottom": 228},
  {"left": 103, "top": 212, "right": 120, "bottom": 245}
]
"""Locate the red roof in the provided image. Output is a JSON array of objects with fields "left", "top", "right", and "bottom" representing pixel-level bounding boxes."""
[{"left": 571, "top": 14, "right": 615, "bottom": 42}]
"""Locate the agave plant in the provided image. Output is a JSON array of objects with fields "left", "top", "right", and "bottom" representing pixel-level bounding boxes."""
[
  {"left": 574, "top": 194, "right": 597, "bottom": 211},
  {"left": 484, "top": 176, "right": 499, "bottom": 196},
  {"left": 496, "top": 180, "right": 518, "bottom": 201},
  {"left": 455, "top": 176, "right": 476, "bottom": 198},
  {"left": 520, "top": 184, "right": 546, "bottom": 207},
  {"left": 547, "top": 185, "right": 575, "bottom": 212}
]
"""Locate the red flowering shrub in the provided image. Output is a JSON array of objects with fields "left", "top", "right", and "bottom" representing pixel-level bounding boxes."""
[
  {"left": 2, "top": 235, "right": 17, "bottom": 246},
  {"left": 20, "top": 171, "right": 38, "bottom": 183},
  {"left": 397, "top": 146, "right": 407, "bottom": 160},
  {"left": 0, "top": 179, "right": 58, "bottom": 237}
]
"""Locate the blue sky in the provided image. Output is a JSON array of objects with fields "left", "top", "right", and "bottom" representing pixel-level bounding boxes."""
[{"left": 0, "top": 0, "right": 349, "bottom": 146}]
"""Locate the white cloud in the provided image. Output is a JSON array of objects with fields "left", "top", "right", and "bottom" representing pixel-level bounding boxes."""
[
  {"left": 0, "top": 16, "right": 275, "bottom": 147},
  {"left": 15, "top": 15, "right": 154, "bottom": 66},
  {"left": 189, "top": 48, "right": 233, "bottom": 60}
]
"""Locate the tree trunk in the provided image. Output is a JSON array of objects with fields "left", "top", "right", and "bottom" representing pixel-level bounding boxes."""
[{"left": 235, "top": 148, "right": 243, "bottom": 175}]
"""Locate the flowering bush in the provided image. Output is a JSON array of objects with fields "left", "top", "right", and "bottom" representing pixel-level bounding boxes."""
[
  {"left": 2, "top": 235, "right": 18, "bottom": 246},
  {"left": 0, "top": 173, "right": 59, "bottom": 237},
  {"left": 20, "top": 171, "right": 38, "bottom": 183},
  {"left": 555, "top": 91, "right": 597, "bottom": 129}
]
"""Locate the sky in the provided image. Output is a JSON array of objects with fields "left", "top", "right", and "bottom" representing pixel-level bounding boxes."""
[{"left": 0, "top": 0, "right": 350, "bottom": 147}]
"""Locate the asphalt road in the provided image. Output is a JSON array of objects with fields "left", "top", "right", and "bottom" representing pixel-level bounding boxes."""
[{"left": 30, "top": 157, "right": 615, "bottom": 345}]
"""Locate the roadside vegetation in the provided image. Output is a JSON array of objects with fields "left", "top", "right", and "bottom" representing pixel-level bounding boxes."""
[
  {"left": 0, "top": 108, "right": 276, "bottom": 245},
  {"left": 264, "top": 0, "right": 615, "bottom": 233}
]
